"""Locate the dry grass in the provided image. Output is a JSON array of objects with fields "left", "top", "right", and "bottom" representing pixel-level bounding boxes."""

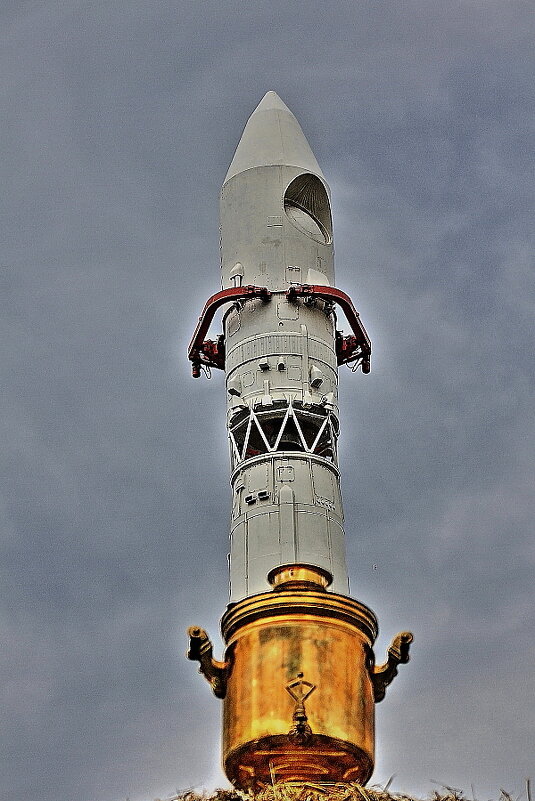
[{"left": 154, "top": 786, "right": 524, "bottom": 801}]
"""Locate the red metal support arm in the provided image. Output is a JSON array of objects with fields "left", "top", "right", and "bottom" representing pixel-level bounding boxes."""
[
  {"left": 286, "top": 284, "right": 371, "bottom": 372},
  {"left": 188, "top": 283, "right": 370, "bottom": 377},
  {"left": 188, "top": 285, "right": 271, "bottom": 376}
]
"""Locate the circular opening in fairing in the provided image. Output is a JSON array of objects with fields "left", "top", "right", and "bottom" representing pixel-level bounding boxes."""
[{"left": 284, "top": 174, "right": 332, "bottom": 244}]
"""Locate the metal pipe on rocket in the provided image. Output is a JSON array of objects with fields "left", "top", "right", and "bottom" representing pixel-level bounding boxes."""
[{"left": 187, "top": 92, "right": 413, "bottom": 793}]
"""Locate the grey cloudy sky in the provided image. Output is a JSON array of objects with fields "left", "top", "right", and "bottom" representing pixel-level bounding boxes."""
[{"left": 1, "top": 2, "right": 534, "bottom": 800}]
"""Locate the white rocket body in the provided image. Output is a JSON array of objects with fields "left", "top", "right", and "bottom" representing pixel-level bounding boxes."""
[{"left": 220, "top": 93, "right": 348, "bottom": 600}]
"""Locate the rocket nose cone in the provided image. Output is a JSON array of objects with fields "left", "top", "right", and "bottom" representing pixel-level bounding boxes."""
[
  {"left": 223, "top": 91, "right": 325, "bottom": 184},
  {"left": 254, "top": 90, "right": 293, "bottom": 114}
]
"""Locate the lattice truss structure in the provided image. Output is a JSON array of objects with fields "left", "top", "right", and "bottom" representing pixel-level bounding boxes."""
[{"left": 228, "top": 401, "right": 339, "bottom": 468}]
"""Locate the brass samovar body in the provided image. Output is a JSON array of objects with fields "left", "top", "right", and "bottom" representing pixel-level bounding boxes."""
[{"left": 221, "top": 568, "right": 377, "bottom": 789}]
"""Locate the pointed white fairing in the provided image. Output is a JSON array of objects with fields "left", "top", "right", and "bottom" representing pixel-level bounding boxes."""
[{"left": 224, "top": 91, "right": 325, "bottom": 184}]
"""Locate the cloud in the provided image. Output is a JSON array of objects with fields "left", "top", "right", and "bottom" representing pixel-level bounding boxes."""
[{"left": 1, "top": 2, "right": 533, "bottom": 800}]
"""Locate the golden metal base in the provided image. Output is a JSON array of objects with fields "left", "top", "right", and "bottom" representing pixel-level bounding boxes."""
[
  {"left": 220, "top": 576, "right": 378, "bottom": 791},
  {"left": 224, "top": 734, "right": 373, "bottom": 788},
  {"left": 187, "top": 565, "right": 413, "bottom": 793}
]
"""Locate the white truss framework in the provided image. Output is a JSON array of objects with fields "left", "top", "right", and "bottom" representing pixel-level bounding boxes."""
[{"left": 228, "top": 402, "right": 338, "bottom": 467}]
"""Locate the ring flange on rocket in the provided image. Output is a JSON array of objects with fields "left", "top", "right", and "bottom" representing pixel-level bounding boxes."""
[{"left": 187, "top": 91, "right": 412, "bottom": 792}]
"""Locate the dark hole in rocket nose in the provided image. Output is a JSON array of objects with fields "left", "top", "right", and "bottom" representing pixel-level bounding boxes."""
[{"left": 284, "top": 173, "right": 332, "bottom": 245}]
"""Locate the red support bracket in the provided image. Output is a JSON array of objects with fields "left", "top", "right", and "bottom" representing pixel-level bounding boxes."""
[
  {"left": 188, "top": 285, "right": 271, "bottom": 377},
  {"left": 187, "top": 283, "right": 371, "bottom": 377},
  {"left": 286, "top": 284, "right": 371, "bottom": 373}
]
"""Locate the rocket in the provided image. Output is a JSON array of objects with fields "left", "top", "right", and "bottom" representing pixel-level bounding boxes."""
[{"left": 187, "top": 92, "right": 412, "bottom": 793}]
